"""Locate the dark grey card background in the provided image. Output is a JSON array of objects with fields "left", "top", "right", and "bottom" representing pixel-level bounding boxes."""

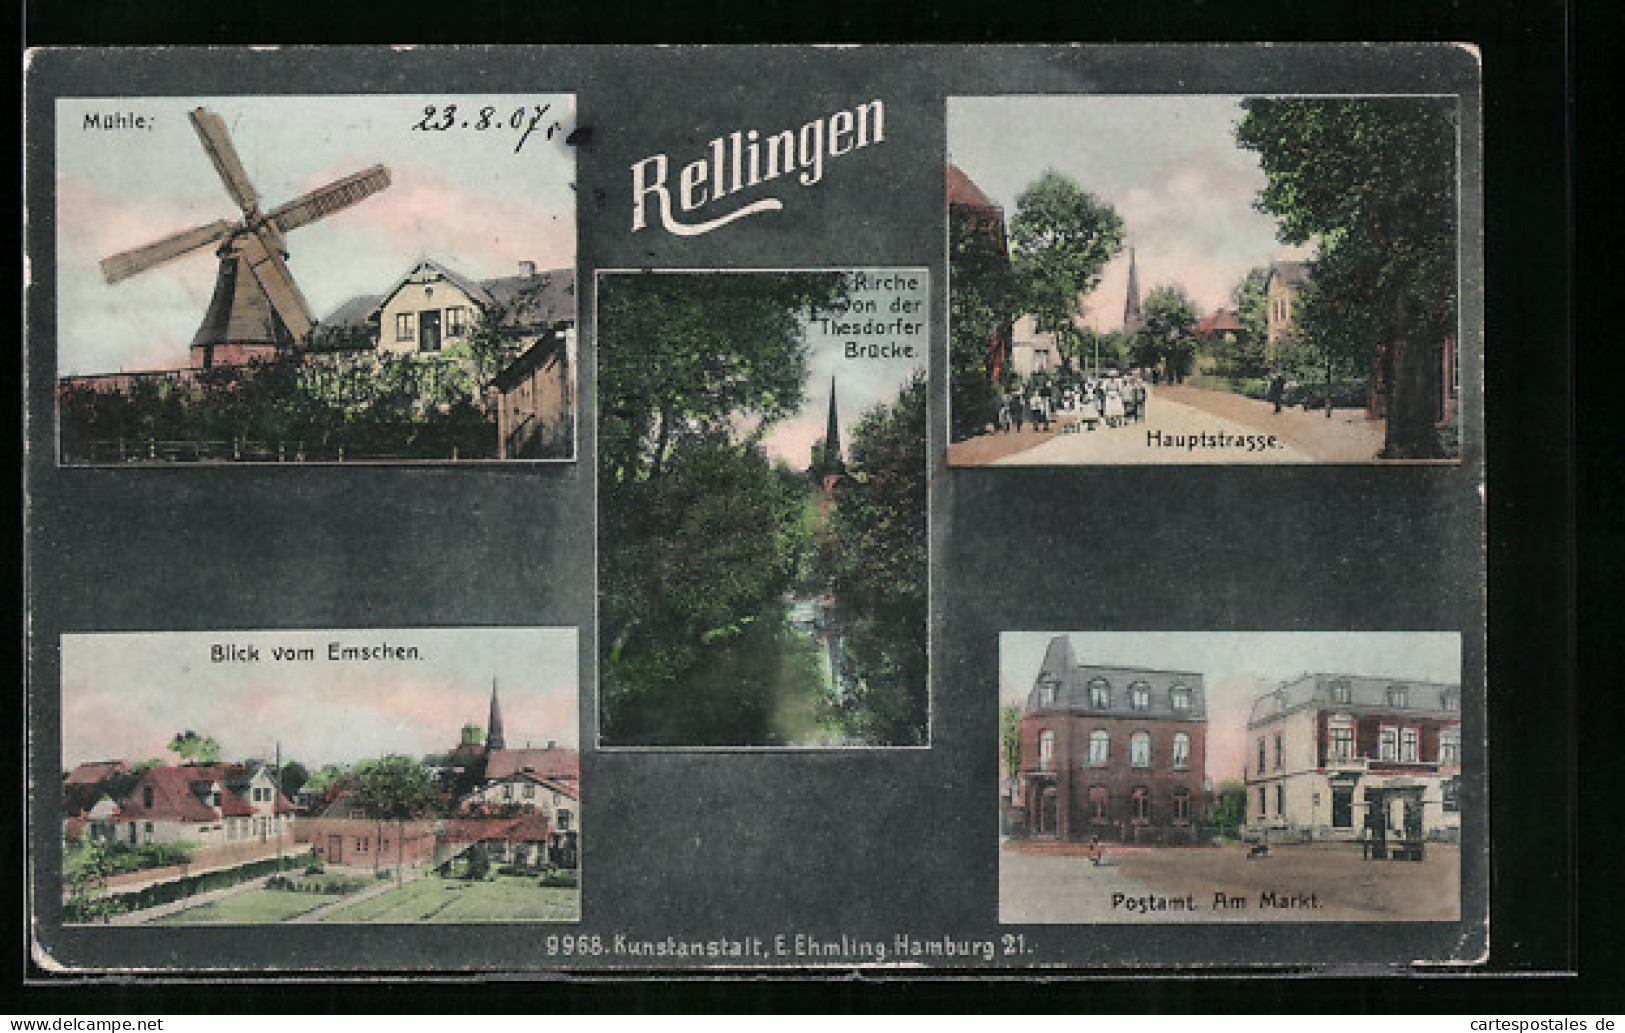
[{"left": 25, "top": 44, "right": 1484, "bottom": 973}]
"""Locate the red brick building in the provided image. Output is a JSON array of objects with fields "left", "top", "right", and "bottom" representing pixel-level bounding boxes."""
[{"left": 1014, "top": 636, "right": 1209, "bottom": 844}]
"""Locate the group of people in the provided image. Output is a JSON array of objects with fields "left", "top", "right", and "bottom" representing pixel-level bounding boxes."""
[{"left": 995, "top": 373, "right": 1150, "bottom": 434}]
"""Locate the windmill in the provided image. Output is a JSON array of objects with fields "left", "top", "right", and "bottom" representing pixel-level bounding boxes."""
[{"left": 99, "top": 107, "right": 392, "bottom": 369}]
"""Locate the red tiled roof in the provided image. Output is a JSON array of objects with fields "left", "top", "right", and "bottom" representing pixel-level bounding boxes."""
[
  {"left": 946, "top": 164, "right": 998, "bottom": 209},
  {"left": 116, "top": 767, "right": 219, "bottom": 823},
  {"left": 485, "top": 748, "right": 578, "bottom": 781},
  {"left": 64, "top": 760, "right": 127, "bottom": 785},
  {"left": 500, "top": 813, "right": 554, "bottom": 843},
  {"left": 219, "top": 787, "right": 255, "bottom": 817},
  {"left": 534, "top": 777, "right": 579, "bottom": 802},
  {"left": 440, "top": 818, "right": 520, "bottom": 844},
  {"left": 1195, "top": 309, "right": 1245, "bottom": 335}
]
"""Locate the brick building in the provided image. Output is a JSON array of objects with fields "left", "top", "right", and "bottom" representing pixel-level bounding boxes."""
[{"left": 1013, "top": 636, "right": 1210, "bottom": 844}]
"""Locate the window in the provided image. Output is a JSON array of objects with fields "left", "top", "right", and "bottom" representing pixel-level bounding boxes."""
[
  {"left": 1440, "top": 729, "right": 1461, "bottom": 766},
  {"left": 1386, "top": 685, "right": 1410, "bottom": 709},
  {"left": 1088, "top": 678, "right": 1111, "bottom": 709},
  {"left": 395, "top": 312, "right": 415, "bottom": 341},
  {"left": 1258, "top": 788, "right": 1267, "bottom": 816},
  {"left": 1131, "top": 787, "right": 1151, "bottom": 822},
  {"left": 1273, "top": 732, "right": 1284, "bottom": 771},
  {"left": 558, "top": 809, "right": 573, "bottom": 831},
  {"left": 1329, "top": 721, "right": 1356, "bottom": 761},
  {"left": 1037, "top": 677, "right": 1059, "bottom": 707},
  {"left": 1442, "top": 777, "right": 1460, "bottom": 813},
  {"left": 143, "top": 787, "right": 154, "bottom": 808},
  {"left": 1088, "top": 786, "right": 1109, "bottom": 819},
  {"left": 1172, "top": 732, "right": 1190, "bottom": 770},
  {"left": 1170, "top": 684, "right": 1191, "bottom": 711},
  {"left": 1275, "top": 784, "right": 1285, "bottom": 817},
  {"left": 1442, "top": 690, "right": 1459, "bottom": 711},
  {"left": 1172, "top": 790, "right": 1191, "bottom": 822},
  {"left": 357, "top": 837, "right": 369, "bottom": 852},
  {"left": 1038, "top": 730, "right": 1055, "bottom": 772},
  {"left": 1131, "top": 681, "right": 1150, "bottom": 711},
  {"left": 1331, "top": 678, "right": 1352, "bottom": 705},
  {"left": 524, "top": 783, "right": 536, "bottom": 799},
  {"left": 1257, "top": 738, "right": 1267, "bottom": 775},
  {"left": 1130, "top": 732, "right": 1151, "bottom": 768},
  {"left": 446, "top": 306, "right": 469, "bottom": 336},
  {"left": 1379, "top": 726, "right": 1398, "bottom": 762},
  {"left": 1401, "top": 727, "right": 1419, "bottom": 763},
  {"left": 1086, "top": 730, "right": 1110, "bottom": 767}
]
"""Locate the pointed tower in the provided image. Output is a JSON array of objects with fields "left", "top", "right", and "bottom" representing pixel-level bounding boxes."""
[
  {"left": 485, "top": 679, "right": 506, "bottom": 752},
  {"left": 1122, "top": 247, "right": 1144, "bottom": 334},
  {"left": 823, "top": 377, "right": 844, "bottom": 474}
]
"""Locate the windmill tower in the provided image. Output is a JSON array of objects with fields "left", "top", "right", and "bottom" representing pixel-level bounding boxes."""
[{"left": 99, "top": 108, "right": 392, "bottom": 370}]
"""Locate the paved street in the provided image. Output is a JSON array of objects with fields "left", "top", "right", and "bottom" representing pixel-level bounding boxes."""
[{"left": 991, "top": 388, "right": 1313, "bottom": 465}]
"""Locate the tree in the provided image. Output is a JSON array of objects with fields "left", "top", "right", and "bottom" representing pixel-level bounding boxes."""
[
  {"left": 277, "top": 760, "right": 310, "bottom": 801},
  {"left": 1211, "top": 780, "right": 1248, "bottom": 841},
  {"left": 353, "top": 754, "right": 442, "bottom": 885},
  {"left": 1140, "top": 284, "right": 1200, "bottom": 383},
  {"left": 1010, "top": 172, "right": 1125, "bottom": 339},
  {"left": 597, "top": 273, "right": 848, "bottom": 746},
  {"left": 999, "top": 705, "right": 1023, "bottom": 791},
  {"left": 948, "top": 212, "right": 1022, "bottom": 440},
  {"left": 824, "top": 375, "right": 929, "bottom": 746},
  {"left": 1236, "top": 98, "right": 1458, "bottom": 458},
  {"left": 464, "top": 843, "right": 490, "bottom": 881},
  {"left": 167, "top": 731, "right": 221, "bottom": 765},
  {"left": 1218, "top": 266, "right": 1273, "bottom": 378}
]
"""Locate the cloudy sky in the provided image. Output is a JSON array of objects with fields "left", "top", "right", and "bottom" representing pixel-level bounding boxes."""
[
  {"left": 948, "top": 95, "right": 1314, "bottom": 330},
  {"left": 999, "top": 632, "right": 1462, "bottom": 784},
  {"left": 61, "top": 628, "right": 579, "bottom": 770},
  {"left": 55, "top": 94, "right": 576, "bottom": 376},
  {"left": 758, "top": 269, "right": 929, "bottom": 469}
]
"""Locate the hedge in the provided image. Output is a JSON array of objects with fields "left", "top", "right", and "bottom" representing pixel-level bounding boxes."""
[{"left": 64, "top": 851, "right": 314, "bottom": 922}]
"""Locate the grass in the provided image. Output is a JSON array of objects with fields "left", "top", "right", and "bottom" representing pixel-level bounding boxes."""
[
  {"left": 151, "top": 888, "right": 330, "bottom": 925},
  {"left": 315, "top": 873, "right": 579, "bottom": 924}
]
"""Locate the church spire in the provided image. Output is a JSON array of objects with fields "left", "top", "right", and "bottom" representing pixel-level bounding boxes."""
[
  {"left": 824, "top": 376, "right": 843, "bottom": 473},
  {"left": 485, "top": 678, "right": 506, "bottom": 752},
  {"left": 1122, "top": 247, "right": 1144, "bottom": 333}
]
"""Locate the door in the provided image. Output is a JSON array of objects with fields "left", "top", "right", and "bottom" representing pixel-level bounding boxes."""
[
  {"left": 327, "top": 834, "right": 343, "bottom": 864},
  {"left": 1331, "top": 786, "right": 1353, "bottom": 829},
  {"left": 419, "top": 309, "right": 442, "bottom": 352}
]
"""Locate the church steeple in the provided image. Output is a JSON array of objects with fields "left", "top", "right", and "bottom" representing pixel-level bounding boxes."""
[
  {"left": 1122, "top": 247, "right": 1144, "bottom": 333},
  {"left": 485, "top": 679, "right": 506, "bottom": 752},
  {"left": 824, "top": 377, "right": 843, "bottom": 473}
]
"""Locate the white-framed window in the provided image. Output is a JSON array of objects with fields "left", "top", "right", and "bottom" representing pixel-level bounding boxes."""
[
  {"left": 1088, "top": 678, "right": 1111, "bottom": 710},
  {"left": 1379, "top": 726, "right": 1399, "bottom": 762},
  {"left": 1037, "top": 677, "right": 1059, "bottom": 707},
  {"left": 446, "top": 306, "right": 469, "bottom": 336},
  {"left": 1038, "top": 730, "right": 1055, "bottom": 772},
  {"left": 1087, "top": 730, "right": 1110, "bottom": 767},
  {"left": 1130, "top": 732, "right": 1151, "bottom": 769},
  {"left": 1401, "top": 727, "right": 1419, "bottom": 763},
  {"left": 1172, "top": 732, "right": 1190, "bottom": 770},
  {"left": 1328, "top": 718, "right": 1356, "bottom": 761},
  {"left": 395, "top": 312, "right": 415, "bottom": 341},
  {"left": 1088, "top": 786, "right": 1109, "bottom": 819},
  {"left": 1386, "top": 685, "right": 1410, "bottom": 709},
  {"left": 1172, "top": 790, "right": 1191, "bottom": 822},
  {"left": 1131, "top": 787, "right": 1151, "bottom": 822},
  {"left": 1442, "top": 690, "right": 1459, "bottom": 711},
  {"left": 1170, "top": 684, "right": 1191, "bottom": 711},
  {"left": 1257, "top": 738, "right": 1267, "bottom": 775},
  {"left": 1331, "top": 678, "right": 1352, "bottom": 705},
  {"left": 1440, "top": 728, "right": 1461, "bottom": 766},
  {"left": 1131, "top": 681, "right": 1150, "bottom": 711},
  {"left": 1273, "top": 732, "right": 1284, "bottom": 771}
]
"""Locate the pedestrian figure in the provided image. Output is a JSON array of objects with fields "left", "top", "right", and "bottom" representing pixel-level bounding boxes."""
[
  {"left": 1010, "top": 394, "right": 1025, "bottom": 433},
  {"left": 1088, "top": 835, "right": 1103, "bottom": 867},
  {"left": 1269, "top": 372, "right": 1287, "bottom": 414}
]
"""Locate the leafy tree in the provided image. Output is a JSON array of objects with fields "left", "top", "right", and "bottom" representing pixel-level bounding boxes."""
[
  {"left": 1236, "top": 98, "right": 1457, "bottom": 458},
  {"left": 167, "top": 731, "right": 221, "bottom": 765},
  {"left": 824, "top": 375, "right": 929, "bottom": 746},
  {"left": 948, "top": 212, "right": 1022, "bottom": 440},
  {"left": 63, "top": 838, "right": 124, "bottom": 925},
  {"left": 597, "top": 273, "right": 848, "bottom": 746},
  {"left": 353, "top": 754, "right": 442, "bottom": 884},
  {"left": 1009, "top": 172, "right": 1125, "bottom": 338},
  {"left": 1209, "top": 266, "right": 1273, "bottom": 378},
  {"left": 999, "top": 705, "right": 1023, "bottom": 789},
  {"left": 1211, "top": 779, "right": 1248, "bottom": 841},
  {"left": 1139, "top": 284, "right": 1200, "bottom": 383},
  {"left": 277, "top": 760, "right": 310, "bottom": 801},
  {"left": 464, "top": 843, "right": 490, "bottom": 881}
]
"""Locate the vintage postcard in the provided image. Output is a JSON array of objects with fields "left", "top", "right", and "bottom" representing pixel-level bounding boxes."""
[
  {"left": 52, "top": 628, "right": 579, "bottom": 929},
  {"left": 1000, "top": 632, "right": 1464, "bottom": 924},
  {"left": 947, "top": 95, "right": 1464, "bottom": 466},
  {"left": 596, "top": 269, "right": 929, "bottom": 749},
  {"left": 54, "top": 95, "right": 578, "bottom": 464}
]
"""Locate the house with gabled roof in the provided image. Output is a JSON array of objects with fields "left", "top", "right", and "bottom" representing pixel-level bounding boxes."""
[{"left": 101, "top": 762, "right": 295, "bottom": 849}]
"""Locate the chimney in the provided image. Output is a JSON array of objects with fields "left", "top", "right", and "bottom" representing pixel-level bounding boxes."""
[{"left": 519, "top": 260, "right": 537, "bottom": 278}]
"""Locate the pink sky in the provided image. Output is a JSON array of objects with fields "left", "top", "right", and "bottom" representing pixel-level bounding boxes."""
[{"left": 60, "top": 629, "right": 578, "bottom": 770}]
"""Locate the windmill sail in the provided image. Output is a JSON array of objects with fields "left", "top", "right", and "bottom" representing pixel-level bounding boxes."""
[
  {"left": 267, "top": 166, "right": 392, "bottom": 234},
  {"left": 100, "top": 219, "right": 235, "bottom": 284},
  {"left": 237, "top": 231, "right": 315, "bottom": 340},
  {"left": 188, "top": 107, "right": 260, "bottom": 215}
]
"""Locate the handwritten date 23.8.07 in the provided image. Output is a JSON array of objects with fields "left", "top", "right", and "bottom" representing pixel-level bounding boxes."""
[{"left": 411, "top": 103, "right": 563, "bottom": 154}]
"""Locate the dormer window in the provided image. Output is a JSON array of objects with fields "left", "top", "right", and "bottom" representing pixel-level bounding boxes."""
[
  {"left": 1088, "top": 678, "right": 1111, "bottom": 709},
  {"left": 1386, "top": 685, "right": 1409, "bottom": 709},
  {"left": 1442, "top": 690, "right": 1459, "bottom": 711},
  {"left": 1130, "top": 682, "right": 1150, "bottom": 711},
  {"left": 1037, "top": 677, "right": 1060, "bottom": 707},
  {"left": 1331, "top": 678, "right": 1352, "bottom": 705},
  {"left": 1170, "top": 684, "right": 1191, "bottom": 711}
]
